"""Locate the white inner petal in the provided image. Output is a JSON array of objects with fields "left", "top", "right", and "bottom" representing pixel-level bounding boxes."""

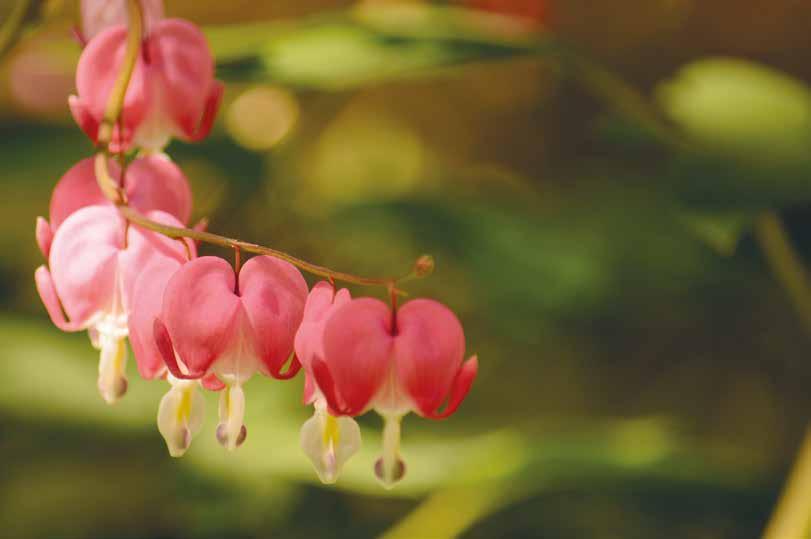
[
  {"left": 157, "top": 377, "right": 206, "bottom": 457},
  {"left": 217, "top": 383, "right": 246, "bottom": 451},
  {"left": 300, "top": 400, "right": 362, "bottom": 484}
]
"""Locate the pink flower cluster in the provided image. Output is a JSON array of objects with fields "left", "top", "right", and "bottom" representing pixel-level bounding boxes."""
[{"left": 34, "top": 0, "right": 477, "bottom": 488}]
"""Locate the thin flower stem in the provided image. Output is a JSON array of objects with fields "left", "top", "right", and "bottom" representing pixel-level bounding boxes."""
[
  {"left": 118, "top": 205, "right": 419, "bottom": 288},
  {"left": 233, "top": 246, "right": 241, "bottom": 294},
  {"left": 94, "top": 0, "right": 143, "bottom": 203},
  {"left": 98, "top": 0, "right": 142, "bottom": 144}
]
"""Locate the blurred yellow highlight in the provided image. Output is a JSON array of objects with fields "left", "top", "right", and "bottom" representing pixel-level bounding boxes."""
[{"left": 225, "top": 85, "right": 299, "bottom": 151}]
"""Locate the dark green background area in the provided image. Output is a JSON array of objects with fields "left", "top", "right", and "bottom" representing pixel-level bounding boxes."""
[{"left": 3, "top": 0, "right": 811, "bottom": 537}]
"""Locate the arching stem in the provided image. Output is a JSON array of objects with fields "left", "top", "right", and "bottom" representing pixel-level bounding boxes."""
[{"left": 117, "top": 205, "right": 426, "bottom": 289}]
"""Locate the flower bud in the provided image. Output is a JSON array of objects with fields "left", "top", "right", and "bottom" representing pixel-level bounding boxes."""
[{"left": 413, "top": 254, "right": 435, "bottom": 278}]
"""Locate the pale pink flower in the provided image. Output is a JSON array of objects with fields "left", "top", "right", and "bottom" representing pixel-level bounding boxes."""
[{"left": 35, "top": 205, "right": 193, "bottom": 403}]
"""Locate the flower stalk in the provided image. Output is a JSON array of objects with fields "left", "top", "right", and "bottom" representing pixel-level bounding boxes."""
[
  {"left": 117, "top": 205, "right": 425, "bottom": 289},
  {"left": 93, "top": 0, "right": 429, "bottom": 290}
]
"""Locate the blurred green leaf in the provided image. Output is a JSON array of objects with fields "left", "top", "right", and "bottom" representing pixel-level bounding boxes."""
[
  {"left": 206, "top": 6, "right": 543, "bottom": 90},
  {"left": 678, "top": 210, "right": 755, "bottom": 256},
  {"left": 657, "top": 58, "right": 811, "bottom": 165},
  {"left": 0, "top": 318, "right": 765, "bottom": 501}
]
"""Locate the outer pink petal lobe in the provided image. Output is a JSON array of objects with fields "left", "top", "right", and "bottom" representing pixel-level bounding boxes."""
[
  {"left": 47, "top": 206, "right": 124, "bottom": 327},
  {"left": 394, "top": 299, "right": 466, "bottom": 417},
  {"left": 160, "top": 257, "right": 242, "bottom": 377},
  {"left": 322, "top": 298, "right": 394, "bottom": 416},
  {"left": 238, "top": 256, "right": 308, "bottom": 378},
  {"left": 129, "top": 257, "right": 181, "bottom": 380}
]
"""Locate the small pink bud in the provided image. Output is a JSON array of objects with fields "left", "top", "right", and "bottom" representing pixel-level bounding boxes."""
[{"left": 413, "top": 254, "right": 434, "bottom": 278}]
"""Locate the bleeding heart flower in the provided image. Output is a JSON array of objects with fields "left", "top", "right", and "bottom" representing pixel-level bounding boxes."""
[
  {"left": 294, "top": 281, "right": 361, "bottom": 484},
  {"left": 35, "top": 205, "right": 193, "bottom": 404},
  {"left": 36, "top": 155, "right": 192, "bottom": 258},
  {"left": 80, "top": 0, "right": 165, "bottom": 42},
  {"left": 69, "top": 19, "right": 223, "bottom": 152},
  {"left": 311, "top": 297, "right": 478, "bottom": 487},
  {"left": 129, "top": 258, "right": 224, "bottom": 457},
  {"left": 154, "top": 255, "right": 308, "bottom": 451}
]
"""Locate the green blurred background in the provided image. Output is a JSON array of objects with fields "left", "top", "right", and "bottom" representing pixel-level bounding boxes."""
[{"left": 3, "top": 0, "right": 811, "bottom": 537}]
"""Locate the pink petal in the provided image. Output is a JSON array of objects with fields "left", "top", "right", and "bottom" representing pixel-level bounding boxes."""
[
  {"left": 302, "top": 372, "right": 317, "bottom": 404},
  {"left": 35, "top": 217, "right": 53, "bottom": 258},
  {"left": 74, "top": 25, "right": 148, "bottom": 150},
  {"left": 81, "top": 0, "right": 164, "bottom": 41},
  {"left": 68, "top": 95, "right": 100, "bottom": 144},
  {"left": 276, "top": 354, "right": 302, "bottom": 380},
  {"left": 310, "top": 355, "right": 349, "bottom": 415},
  {"left": 238, "top": 256, "right": 308, "bottom": 379},
  {"left": 128, "top": 257, "right": 181, "bottom": 380},
  {"left": 393, "top": 299, "right": 466, "bottom": 417},
  {"left": 146, "top": 20, "right": 215, "bottom": 140},
  {"left": 295, "top": 282, "right": 339, "bottom": 371},
  {"left": 49, "top": 156, "right": 192, "bottom": 232},
  {"left": 160, "top": 256, "right": 242, "bottom": 377},
  {"left": 201, "top": 373, "right": 226, "bottom": 391},
  {"left": 49, "top": 157, "right": 119, "bottom": 231},
  {"left": 119, "top": 210, "right": 193, "bottom": 312},
  {"left": 34, "top": 266, "right": 83, "bottom": 332},
  {"left": 186, "top": 80, "right": 224, "bottom": 142},
  {"left": 125, "top": 155, "right": 192, "bottom": 224},
  {"left": 154, "top": 317, "right": 195, "bottom": 379},
  {"left": 47, "top": 206, "right": 124, "bottom": 327},
  {"left": 423, "top": 355, "right": 478, "bottom": 420},
  {"left": 321, "top": 298, "right": 394, "bottom": 416}
]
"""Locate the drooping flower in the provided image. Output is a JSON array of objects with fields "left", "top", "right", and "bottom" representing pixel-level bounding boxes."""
[
  {"left": 35, "top": 205, "right": 193, "bottom": 403},
  {"left": 311, "top": 297, "right": 478, "bottom": 487},
  {"left": 294, "top": 281, "right": 361, "bottom": 484},
  {"left": 69, "top": 19, "right": 223, "bottom": 152},
  {"left": 80, "top": 0, "right": 165, "bottom": 42},
  {"left": 129, "top": 258, "right": 224, "bottom": 457},
  {"left": 153, "top": 255, "right": 308, "bottom": 450},
  {"left": 36, "top": 155, "right": 192, "bottom": 258}
]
